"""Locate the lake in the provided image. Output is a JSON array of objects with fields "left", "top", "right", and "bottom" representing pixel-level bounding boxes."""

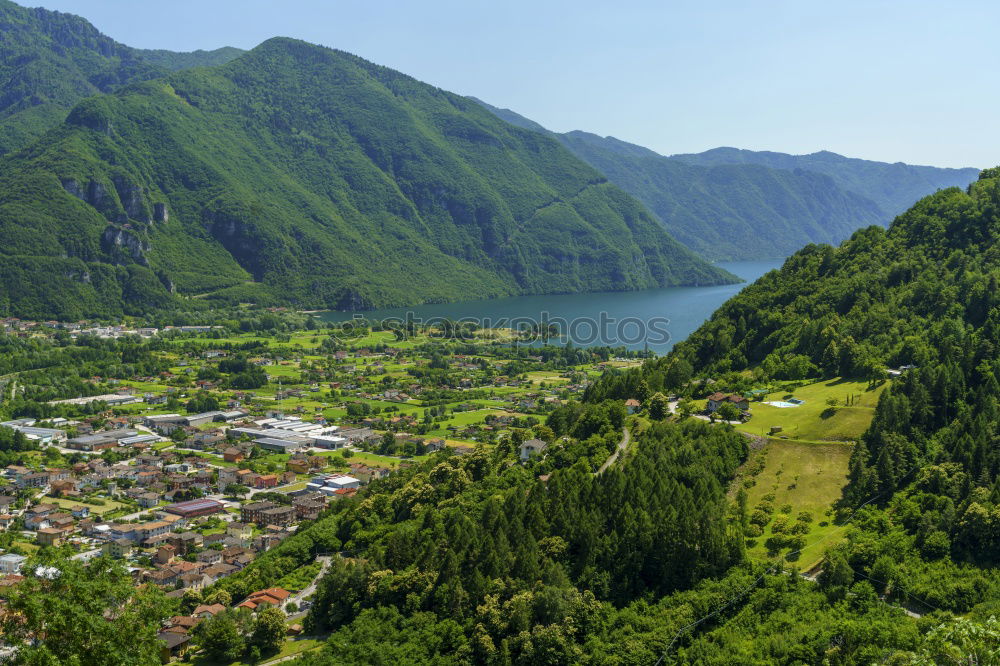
[{"left": 316, "top": 259, "right": 783, "bottom": 353}]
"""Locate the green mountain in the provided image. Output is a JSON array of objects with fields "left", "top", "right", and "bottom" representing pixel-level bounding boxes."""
[
  {"left": 671, "top": 146, "right": 980, "bottom": 221},
  {"left": 556, "top": 130, "right": 886, "bottom": 261},
  {"left": 0, "top": 36, "right": 734, "bottom": 319},
  {"left": 671, "top": 170, "right": 1000, "bottom": 380},
  {"left": 134, "top": 46, "right": 245, "bottom": 71},
  {"left": 474, "top": 99, "right": 978, "bottom": 261},
  {"left": 0, "top": 0, "right": 244, "bottom": 156},
  {"left": 575, "top": 169, "right": 1000, "bottom": 659},
  {"left": 0, "top": 0, "right": 162, "bottom": 155}
]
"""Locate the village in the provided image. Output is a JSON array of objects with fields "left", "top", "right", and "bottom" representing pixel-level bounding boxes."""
[{"left": 0, "top": 315, "right": 647, "bottom": 661}]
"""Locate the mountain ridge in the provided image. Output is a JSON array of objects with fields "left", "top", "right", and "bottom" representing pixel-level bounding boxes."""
[
  {"left": 670, "top": 145, "right": 980, "bottom": 219},
  {"left": 472, "top": 98, "right": 979, "bottom": 261},
  {"left": 0, "top": 0, "right": 245, "bottom": 156},
  {"left": 0, "top": 35, "right": 734, "bottom": 319}
]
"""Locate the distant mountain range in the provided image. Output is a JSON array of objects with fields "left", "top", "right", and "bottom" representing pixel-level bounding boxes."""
[
  {"left": 474, "top": 99, "right": 979, "bottom": 261},
  {"left": 0, "top": 0, "right": 733, "bottom": 320},
  {"left": 671, "top": 146, "right": 980, "bottom": 221}
]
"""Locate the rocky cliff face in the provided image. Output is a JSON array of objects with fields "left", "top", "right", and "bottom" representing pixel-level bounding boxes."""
[
  {"left": 100, "top": 226, "right": 148, "bottom": 265},
  {"left": 62, "top": 174, "right": 157, "bottom": 225},
  {"left": 153, "top": 202, "right": 168, "bottom": 223},
  {"left": 112, "top": 175, "right": 151, "bottom": 223}
]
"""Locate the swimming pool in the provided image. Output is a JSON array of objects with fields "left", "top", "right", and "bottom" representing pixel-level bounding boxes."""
[{"left": 766, "top": 399, "right": 804, "bottom": 408}]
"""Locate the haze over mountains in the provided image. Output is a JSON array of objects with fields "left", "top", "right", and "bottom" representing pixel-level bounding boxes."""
[
  {"left": 671, "top": 146, "right": 980, "bottom": 221},
  {"left": 475, "top": 99, "right": 979, "bottom": 260}
]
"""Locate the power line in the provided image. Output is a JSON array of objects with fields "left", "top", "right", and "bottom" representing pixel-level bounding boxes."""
[{"left": 849, "top": 566, "right": 946, "bottom": 615}]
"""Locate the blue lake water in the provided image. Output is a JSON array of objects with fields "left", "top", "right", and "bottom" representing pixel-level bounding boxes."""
[{"left": 316, "top": 259, "right": 783, "bottom": 353}]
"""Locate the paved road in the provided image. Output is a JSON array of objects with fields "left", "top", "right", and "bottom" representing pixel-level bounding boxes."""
[
  {"left": 595, "top": 428, "right": 630, "bottom": 476},
  {"left": 71, "top": 548, "right": 101, "bottom": 562},
  {"left": 291, "top": 555, "right": 331, "bottom": 605},
  {"left": 255, "top": 557, "right": 336, "bottom": 665},
  {"left": 692, "top": 413, "right": 742, "bottom": 425}
]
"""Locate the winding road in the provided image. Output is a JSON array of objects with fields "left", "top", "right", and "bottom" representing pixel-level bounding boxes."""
[{"left": 595, "top": 427, "right": 630, "bottom": 476}]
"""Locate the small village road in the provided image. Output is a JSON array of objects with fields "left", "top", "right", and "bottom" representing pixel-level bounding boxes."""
[{"left": 595, "top": 428, "right": 630, "bottom": 476}]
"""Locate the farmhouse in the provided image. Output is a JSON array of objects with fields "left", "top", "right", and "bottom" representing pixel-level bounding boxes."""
[
  {"left": 237, "top": 587, "right": 290, "bottom": 612},
  {"left": 706, "top": 392, "right": 750, "bottom": 412}
]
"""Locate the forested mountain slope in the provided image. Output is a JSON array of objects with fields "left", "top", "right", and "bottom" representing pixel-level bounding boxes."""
[
  {"left": 0, "top": 0, "right": 244, "bottom": 156},
  {"left": 474, "top": 98, "right": 979, "bottom": 261},
  {"left": 671, "top": 166, "right": 1000, "bottom": 505},
  {"left": 0, "top": 37, "right": 733, "bottom": 319},
  {"left": 576, "top": 169, "right": 1000, "bottom": 659},
  {"left": 0, "top": 0, "right": 163, "bottom": 155},
  {"left": 135, "top": 46, "right": 245, "bottom": 71},
  {"left": 670, "top": 170, "right": 1000, "bottom": 380},
  {"left": 557, "top": 131, "right": 884, "bottom": 260},
  {"left": 672, "top": 146, "right": 980, "bottom": 221}
]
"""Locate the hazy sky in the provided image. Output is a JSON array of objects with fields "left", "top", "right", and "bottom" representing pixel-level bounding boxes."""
[{"left": 31, "top": 0, "right": 997, "bottom": 168}]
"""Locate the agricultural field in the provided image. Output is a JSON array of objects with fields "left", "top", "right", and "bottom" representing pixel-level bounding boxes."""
[{"left": 738, "top": 439, "right": 854, "bottom": 568}]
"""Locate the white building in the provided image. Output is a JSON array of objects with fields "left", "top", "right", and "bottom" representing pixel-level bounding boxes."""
[
  {"left": 0, "top": 553, "right": 27, "bottom": 574},
  {"left": 519, "top": 439, "right": 548, "bottom": 461},
  {"left": 307, "top": 474, "right": 361, "bottom": 495}
]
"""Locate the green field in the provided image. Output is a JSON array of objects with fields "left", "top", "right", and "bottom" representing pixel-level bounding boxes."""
[
  {"left": 41, "top": 495, "right": 128, "bottom": 516},
  {"left": 735, "top": 378, "right": 885, "bottom": 442},
  {"left": 524, "top": 371, "right": 569, "bottom": 386},
  {"left": 741, "top": 439, "right": 853, "bottom": 568}
]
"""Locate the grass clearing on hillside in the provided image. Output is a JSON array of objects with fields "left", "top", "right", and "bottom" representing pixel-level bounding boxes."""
[
  {"left": 742, "top": 439, "right": 853, "bottom": 569},
  {"left": 737, "top": 378, "right": 886, "bottom": 442}
]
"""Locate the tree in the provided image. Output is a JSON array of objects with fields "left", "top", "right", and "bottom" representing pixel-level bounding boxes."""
[
  {"left": 818, "top": 549, "right": 853, "bottom": 600},
  {"left": 648, "top": 392, "right": 670, "bottom": 420},
  {"left": 378, "top": 431, "right": 397, "bottom": 455},
  {"left": 910, "top": 616, "right": 1000, "bottom": 665},
  {"left": 186, "top": 391, "right": 220, "bottom": 414},
  {"left": 532, "top": 424, "right": 555, "bottom": 443},
  {"left": 1, "top": 556, "right": 173, "bottom": 665},
  {"left": 250, "top": 607, "right": 286, "bottom": 654},
  {"left": 225, "top": 484, "right": 251, "bottom": 498},
  {"left": 196, "top": 609, "right": 246, "bottom": 661},
  {"left": 921, "top": 530, "right": 951, "bottom": 560},
  {"left": 180, "top": 588, "right": 204, "bottom": 614},
  {"left": 716, "top": 401, "right": 742, "bottom": 422}
]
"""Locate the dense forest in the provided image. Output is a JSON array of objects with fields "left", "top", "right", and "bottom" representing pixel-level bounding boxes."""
[
  {"left": 171, "top": 414, "right": 752, "bottom": 664},
  {"left": 571, "top": 168, "right": 1000, "bottom": 661}
]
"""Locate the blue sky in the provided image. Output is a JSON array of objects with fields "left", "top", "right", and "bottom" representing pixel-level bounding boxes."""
[{"left": 32, "top": 0, "right": 996, "bottom": 168}]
